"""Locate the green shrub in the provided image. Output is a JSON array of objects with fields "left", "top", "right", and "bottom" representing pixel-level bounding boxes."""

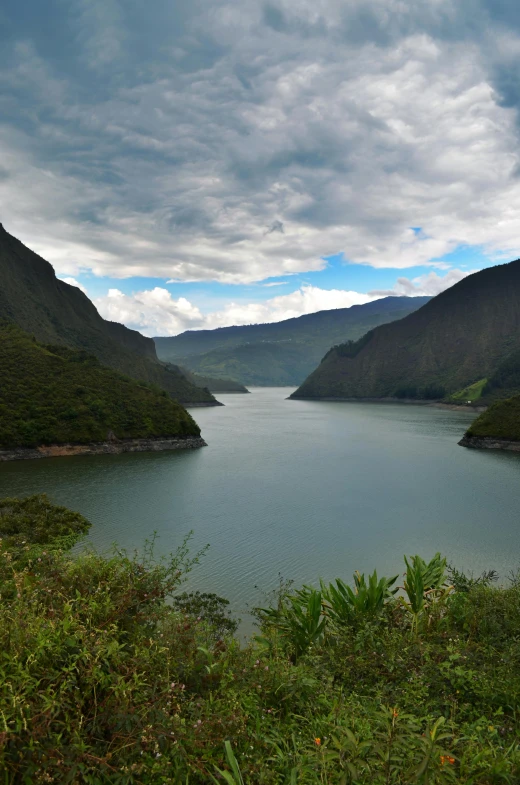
[
  {"left": 1, "top": 500, "right": 519, "bottom": 783},
  {"left": 0, "top": 493, "right": 90, "bottom": 561}
]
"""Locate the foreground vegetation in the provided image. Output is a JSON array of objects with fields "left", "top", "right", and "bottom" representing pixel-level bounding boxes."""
[
  {"left": 0, "top": 322, "right": 200, "bottom": 449},
  {"left": 1, "top": 496, "right": 519, "bottom": 783}
]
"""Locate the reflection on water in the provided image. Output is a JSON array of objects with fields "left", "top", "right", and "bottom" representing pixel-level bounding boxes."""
[{"left": 1, "top": 389, "right": 519, "bottom": 631}]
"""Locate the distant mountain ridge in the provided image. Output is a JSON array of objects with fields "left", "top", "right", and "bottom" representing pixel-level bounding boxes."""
[
  {"left": 0, "top": 225, "right": 217, "bottom": 405},
  {"left": 155, "top": 296, "right": 431, "bottom": 386},
  {"left": 291, "top": 260, "right": 520, "bottom": 401},
  {"left": 179, "top": 367, "right": 249, "bottom": 393}
]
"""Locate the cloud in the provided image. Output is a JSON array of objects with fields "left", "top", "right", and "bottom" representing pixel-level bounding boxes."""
[
  {"left": 58, "top": 276, "right": 88, "bottom": 295},
  {"left": 2, "top": 1, "right": 520, "bottom": 282},
  {"left": 265, "top": 220, "right": 284, "bottom": 235},
  {"left": 370, "top": 268, "right": 474, "bottom": 297},
  {"left": 94, "top": 287, "right": 204, "bottom": 336},
  {"left": 94, "top": 284, "right": 376, "bottom": 336}
]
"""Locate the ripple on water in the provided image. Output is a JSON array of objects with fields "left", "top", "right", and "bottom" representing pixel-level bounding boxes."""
[{"left": 1, "top": 388, "right": 519, "bottom": 631}]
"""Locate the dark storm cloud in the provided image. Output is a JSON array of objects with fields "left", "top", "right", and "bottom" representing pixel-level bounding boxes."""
[
  {"left": 266, "top": 220, "right": 284, "bottom": 234},
  {"left": 2, "top": 0, "right": 520, "bottom": 282}
]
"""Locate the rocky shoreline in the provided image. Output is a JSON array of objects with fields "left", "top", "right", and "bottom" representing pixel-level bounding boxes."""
[
  {"left": 183, "top": 400, "right": 224, "bottom": 407},
  {"left": 0, "top": 436, "right": 207, "bottom": 462},
  {"left": 289, "top": 395, "right": 486, "bottom": 412},
  {"left": 458, "top": 435, "right": 520, "bottom": 452}
]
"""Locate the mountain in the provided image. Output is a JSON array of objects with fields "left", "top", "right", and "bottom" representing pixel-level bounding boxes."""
[
  {"left": 154, "top": 296, "right": 430, "bottom": 386},
  {"left": 460, "top": 395, "right": 520, "bottom": 449},
  {"left": 0, "top": 321, "right": 201, "bottom": 451},
  {"left": 179, "top": 367, "right": 249, "bottom": 393},
  {"left": 177, "top": 342, "right": 319, "bottom": 387},
  {"left": 0, "top": 224, "right": 218, "bottom": 405},
  {"left": 291, "top": 260, "right": 520, "bottom": 401}
]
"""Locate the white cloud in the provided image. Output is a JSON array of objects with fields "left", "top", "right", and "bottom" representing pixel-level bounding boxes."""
[
  {"left": 2, "top": 2, "right": 520, "bottom": 282},
  {"left": 370, "top": 268, "right": 474, "bottom": 297},
  {"left": 58, "top": 276, "right": 88, "bottom": 295},
  {"left": 94, "top": 284, "right": 377, "bottom": 336},
  {"left": 95, "top": 287, "right": 204, "bottom": 336},
  {"left": 93, "top": 264, "right": 472, "bottom": 336}
]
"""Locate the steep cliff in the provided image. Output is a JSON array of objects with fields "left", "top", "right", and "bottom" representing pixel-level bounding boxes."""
[
  {"left": 155, "top": 296, "right": 430, "bottom": 386},
  {"left": 292, "top": 261, "right": 520, "bottom": 401},
  {"left": 0, "top": 224, "right": 217, "bottom": 405}
]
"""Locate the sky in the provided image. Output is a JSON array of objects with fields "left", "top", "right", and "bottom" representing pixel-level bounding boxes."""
[{"left": 2, "top": 0, "right": 520, "bottom": 336}]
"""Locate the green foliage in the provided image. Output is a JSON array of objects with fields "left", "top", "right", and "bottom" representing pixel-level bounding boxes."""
[
  {"left": 171, "top": 591, "right": 239, "bottom": 639},
  {"left": 177, "top": 341, "right": 319, "bottom": 387},
  {"left": 448, "top": 379, "right": 488, "bottom": 404},
  {"left": 447, "top": 564, "right": 498, "bottom": 593},
  {"left": 0, "top": 321, "right": 201, "bottom": 448},
  {"left": 401, "top": 553, "right": 451, "bottom": 636},
  {"left": 465, "top": 395, "right": 520, "bottom": 441},
  {"left": 483, "top": 348, "right": 520, "bottom": 400},
  {"left": 210, "top": 741, "right": 246, "bottom": 785},
  {"left": 0, "top": 493, "right": 90, "bottom": 556},
  {"left": 323, "top": 330, "right": 375, "bottom": 362},
  {"left": 257, "top": 587, "right": 326, "bottom": 658},
  {"left": 179, "top": 367, "right": 249, "bottom": 393},
  {"left": 1, "top": 507, "right": 520, "bottom": 784},
  {"left": 321, "top": 570, "right": 398, "bottom": 626}
]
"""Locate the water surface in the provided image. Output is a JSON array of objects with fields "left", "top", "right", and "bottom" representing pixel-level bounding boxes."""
[{"left": 1, "top": 389, "right": 519, "bottom": 625}]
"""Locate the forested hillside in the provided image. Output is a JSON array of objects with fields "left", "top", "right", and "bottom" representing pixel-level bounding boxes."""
[
  {"left": 463, "top": 396, "right": 520, "bottom": 442},
  {"left": 0, "top": 321, "right": 201, "bottom": 449},
  {"left": 179, "top": 367, "right": 249, "bottom": 393},
  {"left": 155, "top": 296, "right": 430, "bottom": 386},
  {"left": 0, "top": 224, "right": 217, "bottom": 405},
  {"left": 292, "top": 261, "right": 520, "bottom": 401}
]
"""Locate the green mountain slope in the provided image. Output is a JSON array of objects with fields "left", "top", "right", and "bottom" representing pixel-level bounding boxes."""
[
  {"left": 292, "top": 260, "right": 520, "bottom": 401},
  {"left": 0, "top": 322, "right": 200, "bottom": 449},
  {"left": 155, "top": 296, "right": 430, "bottom": 386},
  {"left": 463, "top": 396, "right": 520, "bottom": 442},
  {"left": 179, "top": 367, "right": 249, "bottom": 393},
  {"left": 178, "top": 341, "right": 316, "bottom": 386},
  {"left": 479, "top": 348, "right": 520, "bottom": 402},
  {"left": 0, "top": 224, "right": 217, "bottom": 405}
]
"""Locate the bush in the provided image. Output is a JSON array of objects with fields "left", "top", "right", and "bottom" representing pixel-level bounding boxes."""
[
  {"left": 0, "top": 493, "right": 90, "bottom": 559},
  {"left": 1, "top": 500, "right": 519, "bottom": 783}
]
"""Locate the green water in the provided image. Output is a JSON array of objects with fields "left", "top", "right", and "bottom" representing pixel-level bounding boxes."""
[{"left": 1, "top": 388, "right": 519, "bottom": 624}]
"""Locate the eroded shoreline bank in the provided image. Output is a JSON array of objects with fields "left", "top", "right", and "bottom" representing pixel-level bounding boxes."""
[
  {"left": 289, "top": 395, "right": 486, "bottom": 412},
  {"left": 0, "top": 436, "right": 207, "bottom": 462},
  {"left": 459, "top": 435, "right": 520, "bottom": 452}
]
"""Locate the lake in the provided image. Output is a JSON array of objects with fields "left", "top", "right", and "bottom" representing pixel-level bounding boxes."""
[{"left": 1, "top": 388, "right": 519, "bottom": 631}]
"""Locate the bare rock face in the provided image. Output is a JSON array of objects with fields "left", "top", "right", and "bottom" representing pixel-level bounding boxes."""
[{"left": 0, "top": 437, "right": 207, "bottom": 462}]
